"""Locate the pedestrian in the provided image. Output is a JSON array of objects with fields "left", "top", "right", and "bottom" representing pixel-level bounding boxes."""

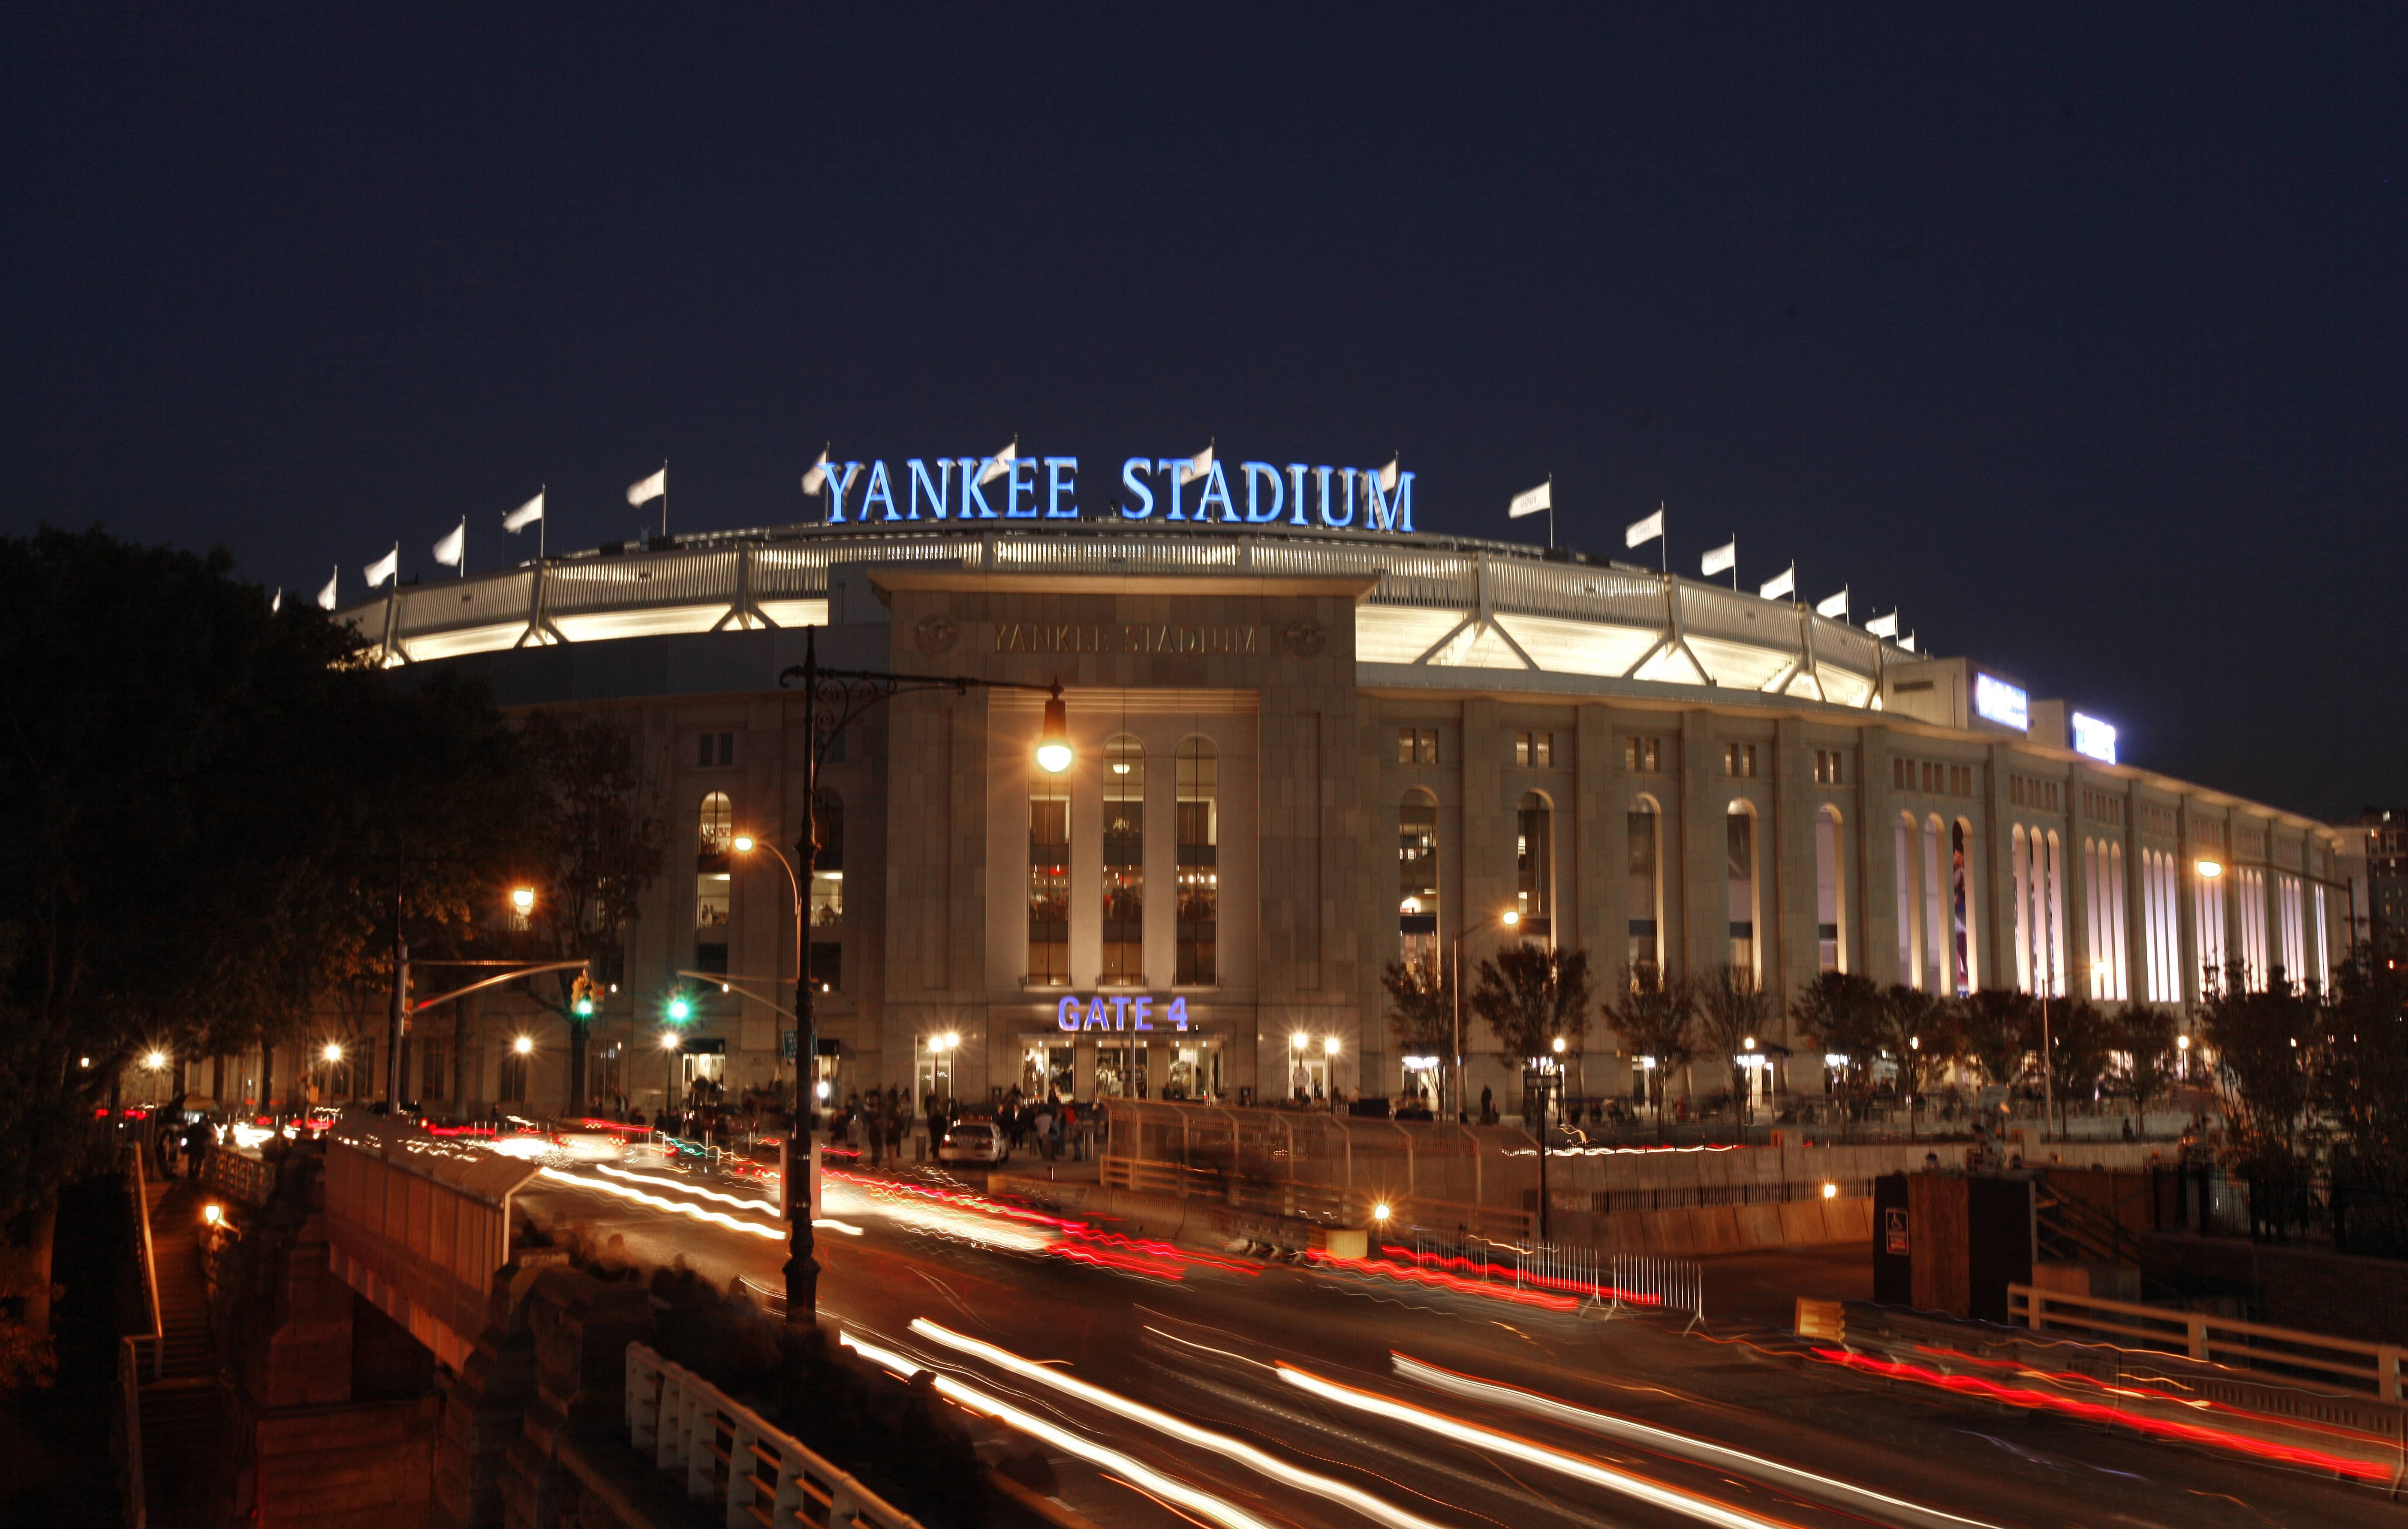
[
  {"left": 1034, "top": 1103, "right": 1057, "bottom": 1161},
  {"left": 181, "top": 1116, "right": 211, "bottom": 1182},
  {"left": 867, "top": 1104, "right": 885, "bottom": 1168}
]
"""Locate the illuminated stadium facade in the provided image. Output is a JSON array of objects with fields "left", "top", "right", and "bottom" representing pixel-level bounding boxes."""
[{"left": 340, "top": 514, "right": 2351, "bottom": 1116}]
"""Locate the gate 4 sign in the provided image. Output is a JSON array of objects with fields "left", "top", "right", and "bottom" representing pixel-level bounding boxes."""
[{"left": 1055, "top": 994, "right": 1192, "bottom": 1033}]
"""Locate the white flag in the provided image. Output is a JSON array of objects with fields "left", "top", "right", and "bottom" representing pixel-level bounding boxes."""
[
  {"left": 364, "top": 545, "right": 398, "bottom": 588},
  {"left": 1866, "top": 611, "right": 1899, "bottom": 638},
  {"left": 626, "top": 467, "right": 666, "bottom": 507},
  {"left": 1625, "top": 506, "right": 1665, "bottom": 547},
  {"left": 1701, "top": 539, "right": 1736, "bottom": 577},
  {"left": 270, "top": 588, "right": 282, "bottom": 613},
  {"left": 1815, "top": 588, "right": 1848, "bottom": 620},
  {"left": 1758, "top": 564, "right": 1795, "bottom": 601},
  {"left": 801, "top": 448, "right": 830, "bottom": 496},
  {"left": 1182, "top": 443, "right": 1213, "bottom": 482},
  {"left": 433, "top": 517, "right": 466, "bottom": 568},
  {"left": 977, "top": 439, "right": 1018, "bottom": 486},
  {"left": 1508, "top": 480, "right": 1551, "bottom": 518},
  {"left": 1379, "top": 457, "right": 1400, "bottom": 494},
  {"left": 1898, "top": 632, "right": 1917, "bottom": 653},
  {"left": 316, "top": 567, "right": 338, "bottom": 610},
  {"left": 504, "top": 490, "right": 545, "bottom": 532}
]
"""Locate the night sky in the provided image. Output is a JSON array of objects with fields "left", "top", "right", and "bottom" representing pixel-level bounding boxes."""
[{"left": 4, "top": 8, "right": 2400, "bottom": 821}]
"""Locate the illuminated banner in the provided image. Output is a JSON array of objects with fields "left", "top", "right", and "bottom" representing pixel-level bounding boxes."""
[
  {"left": 1055, "top": 993, "right": 1193, "bottom": 1033},
  {"left": 819, "top": 455, "right": 1414, "bottom": 533},
  {"left": 2071, "top": 713, "right": 2118, "bottom": 764},
  {"left": 1973, "top": 673, "right": 2029, "bottom": 731}
]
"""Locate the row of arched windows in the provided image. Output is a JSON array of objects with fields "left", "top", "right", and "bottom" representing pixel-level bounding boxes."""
[
  {"left": 1028, "top": 737, "right": 1219, "bottom": 987},
  {"left": 694, "top": 789, "right": 844, "bottom": 984}
]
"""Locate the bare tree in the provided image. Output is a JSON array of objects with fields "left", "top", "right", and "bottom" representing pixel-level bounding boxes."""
[{"left": 1605, "top": 962, "right": 1697, "bottom": 1129}]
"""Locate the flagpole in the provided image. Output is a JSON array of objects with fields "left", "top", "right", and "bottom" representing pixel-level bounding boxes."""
[
  {"left": 539, "top": 486, "right": 547, "bottom": 563},
  {"left": 1659, "top": 503, "right": 1667, "bottom": 573},
  {"left": 1731, "top": 533, "right": 1739, "bottom": 590},
  {"left": 660, "top": 458, "right": 669, "bottom": 540}
]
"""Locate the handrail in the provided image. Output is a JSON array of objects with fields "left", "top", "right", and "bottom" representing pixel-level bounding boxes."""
[
  {"left": 2008, "top": 1283, "right": 2405, "bottom": 1401},
  {"left": 625, "top": 1341, "right": 926, "bottom": 1529},
  {"left": 117, "top": 1337, "right": 147, "bottom": 1529},
  {"left": 129, "top": 1142, "right": 163, "bottom": 1380}
]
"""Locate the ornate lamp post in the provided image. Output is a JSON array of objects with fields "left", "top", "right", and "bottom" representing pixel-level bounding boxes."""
[{"left": 774, "top": 625, "right": 1067, "bottom": 1324}]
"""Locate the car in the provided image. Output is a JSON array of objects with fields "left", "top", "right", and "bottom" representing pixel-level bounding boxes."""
[{"left": 936, "top": 1120, "right": 1009, "bottom": 1165}]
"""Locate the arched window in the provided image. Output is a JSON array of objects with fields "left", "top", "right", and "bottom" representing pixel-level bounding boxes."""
[
  {"left": 2194, "top": 858, "right": 2227, "bottom": 990},
  {"left": 1028, "top": 771, "right": 1069, "bottom": 984},
  {"left": 1949, "top": 818, "right": 1977, "bottom": 996},
  {"left": 699, "top": 791, "right": 733, "bottom": 855},
  {"left": 1398, "top": 788, "right": 1439, "bottom": 976},
  {"left": 2045, "top": 830, "right": 2067, "bottom": 996},
  {"left": 1726, "top": 801, "right": 1758, "bottom": 976},
  {"left": 1922, "top": 815, "right": 1946, "bottom": 992},
  {"left": 1176, "top": 739, "right": 1218, "bottom": 985},
  {"left": 1895, "top": 814, "right": 1918, "bottom": 985},
  {"left": 1815, "top": 805, "right": 1844, "bottom": 972},
  {"left": 1627, "top": 799, "right": 1661, "bottom": 970},
  {"left": 1516, "top": 791, "right": 1554, "bottom": 942},
  {"left": 1102, "top": 737, "right": 1144, "bottom": 981},
  {"left": 2012, "top": 825, "right": 2032, "bottom": 993},
  {"left": 2235, "top": 866, "right": 2267, "bottom": 988},
  {"left": 809, "top": 789, "right": 843, "bottom": 930}
]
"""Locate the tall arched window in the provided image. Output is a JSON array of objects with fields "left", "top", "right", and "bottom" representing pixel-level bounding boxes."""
[
  {"left": 1398, "top": 788, "right": 1440, "bottom": 976},
  {"left": 1726, "top": 801, "right": 1758, "bottom": 976},
  {"left": 2235, "top": 866, "right": 2268, "bottom": 988},
  {"left": 2012, "top": 825, "right": 2032, "bottom": 993},
  {"left": 1627, "top": 800, "right": 1661, "bottom": 970},
  {"left": 1949, "top": 818, "right": 1977, "bottom": 996},
  {"left": 2045, "top": 830, "right": 2067, "bottom": 996},
  {"left": 1176, "top": 739, "right": 1218, "bottom": 985},
  {"left": 1895, "top": 814, "right": 1918, "bottom": 985},
  {"left": 1102, "top": 737, "right": 1144, "bottom": 981},
  {"left": 1516, "top": 792, "right": 1554, "bottom": 942},
  {"left": 810, "top": 789, "right": 844, "bottom": 929},
  {"left": 699, "top": 791, "right": 734, "bottom": 854},
  {"left": 2107, "top": 841, "right": 2127, "bottom": 999},
  {"left": 2195, "top": 858, "right": 2228, "bottom": 990},
  {"left": 1028, "top": 772, "right": 1069, "bottom": 984},
  {"left": 1922, "top": 816, "right": 1946, "bottom": 992},
  {"left": 1815, "top": 806, "right": 1845, "bottom": 972}
]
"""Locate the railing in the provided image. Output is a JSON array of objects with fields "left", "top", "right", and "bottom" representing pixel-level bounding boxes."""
[
  {"left": 1103, "top": 1153, "right": 1533, "bottom": 1243},
  {"left": 1402, "top": 1231, "right": 1705, "bottom": 1324},
  {"left": 2008, "top": 1284, "right": 2405, "bottom": 1401},
  {"left": 117, "top": 1338, "right": 147, "bottom": 1529},
  {"left": 203, "top": 1146, "right": 277, "bottom": 1208},
  {"left": 625, "top": 1341, "right": 924, "bottom": 1529},
  {"left": 128, "top": 1144, "right": 163, "bottom": 1379}
]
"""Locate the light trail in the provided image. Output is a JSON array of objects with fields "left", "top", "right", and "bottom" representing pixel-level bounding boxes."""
[
  {"left": 536, "top": 1165, "right": 785, "bottom": 1237},
  {"left": 912, "top": 1320, "right": 1451, "bottom": 1529},
  {"left": 596, "top": 1162, "right": 780, "bottom": 1214},
  {"left": 1277, "top": 1362, "right": 1803, "bottom": 1529},
  {"left": 1303, "top": 1249, "right": 1579, "bottom": 1312},
  {"left": 1392, "top": 1351, "right": 2006, "bottom": 1529},
  {"left": 838, "top": 1332, "right": 1278, "bottom": 1529}
]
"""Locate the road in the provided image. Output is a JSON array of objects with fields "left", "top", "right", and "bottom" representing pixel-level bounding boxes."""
[{"left": 515, "top": 1144, "right": 2398, "bottom": 1529}]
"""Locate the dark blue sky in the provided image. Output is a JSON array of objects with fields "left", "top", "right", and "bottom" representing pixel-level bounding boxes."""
[{"left": 3, "top": 6, "right": 2400, "bottom": 820}]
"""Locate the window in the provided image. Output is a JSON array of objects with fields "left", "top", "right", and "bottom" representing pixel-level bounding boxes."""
[
  {"left": 2011, "top": 824, "right": 2064, "bottom": 996},
  {"left": 696, "top": 731, "right": 735, "bottom": 768},
  {"left": 1923, "top": 816, "right": 1946, "bottom": 991},
  {"left": 1727, "top": 803, "right": 1758, "bottom": 975},
  {"left": 2312, "top": 885, "right": 2330, "bottom": 990},
  {"left": 1514, "top": 731, "right": 1554, "bottom": 767},
  {"left": 2191, "top": 818, "right": 2229, "bottom": 856},
  {"left": 2142, "top": 848, "right": 2182, "bottom": 1003},
  {"left": 809, "top": 942, "right": 842, "bottom": 994},
  {"left": 1398, "top": 789, "right": 1439, "bottom": 975},
  {"left": 1815, "top": 806, "right": 1844, "bottom": 972},
  {"left": 1028, "top": 772, "right": 1070, "bottom": 984},
  {"left": 698, "top": 791, "right": 734, "bottom": 855},
  {"left": 497, "top": 1046, "right": 527, "bottom": 1105},
  {"left": 595, "top": 1042, "right": 623, "bottom": 1105},
  {"left": 2195, "top": 861, "right": 2228, "bottom": 989},
  {"left": 1813, "top": 749, "right": 1846, "bottom": 786},
  {"left": 1626, "top": 803, "right": 1660, "bottom": 969},
  {"left": 1896, "top": 816, "right": 1917, "bottom": 985},
  {"left": 420, "top": 1039, "right": 448, "bottom": 1102},
  {"left": 1623, "top": 736, "right": 1663, "bottom": 774},
  {"left": 2009, "top": 777, "right": 2062, "bottom": 812},
  {"left": 1516, "top": 792, "right": 1553, "bottom": 940},
  {"left": 810, "top": 790, "right": 844, "bottom": 927},
  {"left": 1102, "top": 737, "right": 1145, "bottom": 982},
  {"left": 2234, "top": 867, "right": 2268, "bottom": 988},
  {"left": 1397, "top": 727, "right": 1439, "bottom": 764},
  {"left": 1176, "top": 740, "right": 1219, "bottom": 984},
  {"left": 2085, "top": 838, "right": 2128, "bottom": 1002},
  {"left": 2140, "top": 804, "right": 2178, "bottom": 840},
  {"left": 1949, "top": 819, "right": 1975, "bottom": 995},
  {"left": 2277, "top": 873, "right": 2305, "bottom": 984},
  {"left": 1724, "top": 743, "right": 1757, "bottom": 778},
  {"left": 2084, "top": 790, "right": 2126, "bottom": 828}
]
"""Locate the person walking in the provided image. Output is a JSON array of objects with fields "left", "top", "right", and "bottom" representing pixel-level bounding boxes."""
[{"left": 181, "top": 1116, "right": 211, "bottom": 1183}]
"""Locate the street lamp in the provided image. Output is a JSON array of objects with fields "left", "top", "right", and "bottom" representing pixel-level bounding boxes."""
[
  {"left": 510, "top": 886, "right": 536, "bottom": 915},
  {"left": 774, "top": 624, "right": 1072, "bottom": 1324},
  {"left": 660, "top": 1029, "right": 682, "bottom": 1117},
  {"left": 1450, "top": 909, "right": 1520, "bottom": 1123},
  {"left": 513, "top": 1035, "right": 534, "bottom": 1056}
]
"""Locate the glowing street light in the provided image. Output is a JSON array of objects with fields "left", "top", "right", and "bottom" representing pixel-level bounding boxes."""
[
  {"left": 322, "top": 1041, "right": 343, "bottom": 1064},
  {"left": 1035, "top": 692, "right": 1073, "bottom": 774},
  {"left": 144, "top": 1049, "right": 168, "bottom": 1071},
  {"left": 1323, "top": 1035, "right": 1341, "bottom": 1058},
  {"left": 513, "top": 1035, "right": 535, "bottom": 1056},
  {"left": 2195, "top": 859, "right": 2223, "bottom": 879},
  {"left": 510, "top": 886, "right": 536, "bottom": 914},
  {"left": 731, "top": 834, "right": 756, "bottom": 853}
]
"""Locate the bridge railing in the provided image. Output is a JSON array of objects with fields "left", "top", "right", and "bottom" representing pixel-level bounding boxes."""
[{"left": 625, "top": 1342, "right": 924, "bottom": 1529}]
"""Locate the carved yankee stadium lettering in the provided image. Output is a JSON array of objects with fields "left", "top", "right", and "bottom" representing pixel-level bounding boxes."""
[{"left": 991, "top": 623, "right": 1259, "bottom": 655}]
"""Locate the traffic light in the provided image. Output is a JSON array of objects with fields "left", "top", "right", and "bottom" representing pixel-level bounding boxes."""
[
  {"left": 666, "top": 994, "right": 692, "bottom": 1024},
  {"left": 569, "top": 973, "right": 596, "bottom": 1018}
]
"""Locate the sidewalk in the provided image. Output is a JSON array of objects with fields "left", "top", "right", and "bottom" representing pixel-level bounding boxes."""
[{"left": 1694, "top": 1245, "right": 1872, "bottom": 1332}]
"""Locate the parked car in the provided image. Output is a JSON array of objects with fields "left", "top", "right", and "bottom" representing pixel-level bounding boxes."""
[{"left": 937, "top": 1119, "right": 1009, "bottom": 1165}]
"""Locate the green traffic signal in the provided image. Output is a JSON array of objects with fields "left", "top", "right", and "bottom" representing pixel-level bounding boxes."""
[
  {"left": 574, "top": 996, "right": 595, "bottom": 1017},
  {"left": 667, "top": 995, "right": 692, "bottom": 1023}
]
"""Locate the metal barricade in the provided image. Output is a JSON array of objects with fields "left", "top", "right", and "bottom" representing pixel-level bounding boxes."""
[
  {"left": 625, "top": 1342, "right": 925, "bottom": 1529},
  {"left": 1400, "top": 1229, "right": 1705, "bottom": 1327}
]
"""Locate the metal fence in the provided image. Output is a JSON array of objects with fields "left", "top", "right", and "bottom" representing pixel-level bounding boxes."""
[
  {"left": 1401, "top": 1230, "right": 1705, "bottom": 1324},
  {"left": 626, "top": 1341, "right": 924, "bottom": 1529},
  {"left": 2156, "top": 1165, "right": 2408, "bottom": 1261}
]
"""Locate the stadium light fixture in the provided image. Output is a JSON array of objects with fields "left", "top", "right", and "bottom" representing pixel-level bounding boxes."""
[
  {"left": 2196, "top": 859, "right": 2223, "bottom": 879},
  {"left": 322, "top": 1041, "right": 343, "bottom": 1064},
  {"left": 1036, "top": 690, "right": 1073, "bottom": 774},
  {"left": 513, "top": 1035, "right": 534, "bottom": 1056},
  {"left": 731, "top": 834, "right": 756, "bottom": 853},
  {"left": 510, "top": 887, "right": 536, "bottom": 915}
]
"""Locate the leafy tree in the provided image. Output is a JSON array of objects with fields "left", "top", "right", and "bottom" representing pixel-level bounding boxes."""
[
  {"left": 2036, "top": 997, "right": 2114, "bottom": 1111},
  {"left": 1469, "top": 942, "right": 1592, "bottom": 1060},
  {"left": 2315, "top": 950, "right": 2408, "bottom": 1183},
  {"left": 1694, "top": 964, "right": 1776, "bottom": 1122},
  {"left": 1606, "top": 962, "right": 1697, "bottom": 1126},
  {"left": 1958, "top": 988, "right": 2036, "bottom": 1091},
  {"left": 1877, "top": 985, "right": 1960, "bottom": 1138},
  {"left": 517, "top": 712, "right": 667, "bottom": 1114},
  {"left": 1790, "top": 971, "right": 1884, "bottom": 1128},
  {"left": 1379, "top": 959, "right": 1454, "bottom": 1056},
  {"left": 2105, "top": 1002, "right": 2179, "bottom": 1115},
  {"left": 2200, "top": 963, "right": 2319, "bottom": 1172}
]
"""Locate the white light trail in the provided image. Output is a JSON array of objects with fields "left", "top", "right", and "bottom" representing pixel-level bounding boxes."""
[
  {"left": 536, "top": 1166, "right": 782, "bottom": 1239},
  {"left": 1391, "top": 1352, "right": 2006, "bottom": 1529},
  {"left": 596, "top": 1162, "right": 779, "bottom": 1214},
  {"left": 1279, "top": 1363, "right": 1789, "bottom": 1529},
  {"left": 912, "top": 1320, "right": 1448, "bottom": 1529},
  {"left": 840, "top": 1331, "right": 1276, "bottom": 1529}
]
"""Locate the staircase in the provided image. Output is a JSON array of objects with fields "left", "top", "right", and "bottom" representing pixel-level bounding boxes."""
[{"left": 137, "top": 1176, "right": 234, "bottom": 1529}]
